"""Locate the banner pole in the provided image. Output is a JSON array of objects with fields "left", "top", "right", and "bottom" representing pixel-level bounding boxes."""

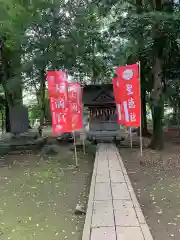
[
  {"left": 129, "top": 127, "right": 133, "bottom": 148},
  {"left": 83, "top": 138, "right": 86, "bottom": 154},
  {"left": 138, "top": 61, "right": 143, "bottom": 156},
  {"left": 73, "top": 131, "right": 78, "bottom": 166},
  {"left": 81, "top": 86, "right": 85, "bottom": 155}
]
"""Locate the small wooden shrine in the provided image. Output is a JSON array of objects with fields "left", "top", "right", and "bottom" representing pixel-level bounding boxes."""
[{"left": 83, "top": 84, "right": 119, "bottom": 141}]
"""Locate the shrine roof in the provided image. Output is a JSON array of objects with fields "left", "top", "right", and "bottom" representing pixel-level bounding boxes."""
[
  {"left": 82, "top": 84, "right": 115, "bottom": 106},
  {"left": 82, "top": 83, "right": 112, "bottom": 90}
]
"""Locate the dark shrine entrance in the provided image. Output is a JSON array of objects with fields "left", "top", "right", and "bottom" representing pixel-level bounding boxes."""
[{"left": 83, "top": 84, "right": 119, "bottom": 142}]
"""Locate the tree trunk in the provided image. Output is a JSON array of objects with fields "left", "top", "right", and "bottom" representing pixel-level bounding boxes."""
[
  {"left": 135, "top": 0, "right": 151, "bottom": 137},
  {"left": 136, "top": 0, "right": 142, "bottom": 13},
  {"left": 149, "top": 103, "right": 164, "bottom": 150},
  {"left": 5, "top": 98, "right": 10, "bottom": 132},
  {"left": 1, "top": 39, "right": 23, "bottom": 134},
  {"left": 176, "top": 103, "right": 180, "bottom": 136},
  {"left": 138, "top": 88, "right": 151, "bottom": 137},
  {"left": 32, "top": 79, "right": 40, "bottom": 105},
  {"left": 148, "top": 0, "right": 167, "bottom": 149},
  {"left": 3, "top": 85, "right": 14, "bottom": 133},
  {"left": 0, "top": 40, "right": 10, "bottom": 132},
  {"left": 142, "top": 89, "right": 148, "bottom": 135},
  {"left": 39, "top": 69, "right": 46, "bottom": 126},
  {"left": 1, "top": 109, "right": 4, "bottom": 133},
  {"left": 149, "top": 56, "right": 164, "bottom": 149},
  {"left": 9, "top": 48, "right": 23, "bottom": 106}
]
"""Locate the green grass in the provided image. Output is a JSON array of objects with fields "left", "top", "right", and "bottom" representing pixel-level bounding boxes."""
[{"left": 0, "top": 144, "right": 94, "bottom": 240}]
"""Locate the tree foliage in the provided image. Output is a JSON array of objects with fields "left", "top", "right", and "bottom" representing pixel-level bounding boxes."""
[{"left": 1, "top": 0, "right": 180, "bottom": 149}]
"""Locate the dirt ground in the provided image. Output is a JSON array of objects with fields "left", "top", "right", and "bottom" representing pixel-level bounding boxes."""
[
  {"left": 0, "top": 142, "right": 95, "bottom": 240},
  {"left": 120, "top": 133, "right": 180, "bottom": 240}
]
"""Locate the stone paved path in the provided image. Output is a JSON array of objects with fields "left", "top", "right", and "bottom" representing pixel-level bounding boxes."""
[{"left": 82, "top": 143, "right": 153, "bottom": 240}]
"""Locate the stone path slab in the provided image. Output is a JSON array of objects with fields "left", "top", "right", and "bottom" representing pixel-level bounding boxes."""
[{"left": 82, "top": 143, "right": 153, "bottom": 240}]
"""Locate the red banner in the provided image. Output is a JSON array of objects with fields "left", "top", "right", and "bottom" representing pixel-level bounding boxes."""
[
  {"left": 113, "top": 64, "right": 140, "bottom": 127},
  {"left": 47, "top": 70, "right": 68, "bottom": 98},
  {"left": 47, "top": 71, "right": 83, "bottom": 134},
  {"left": 46, "top": 71, "right": 72, "bottom": 134},
  {"left": 68, "top": 82, "right": 83, "bottom": 131}
]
